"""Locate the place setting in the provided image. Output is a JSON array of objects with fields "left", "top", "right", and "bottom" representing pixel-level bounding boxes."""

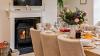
[{"left": 80, "top": 30, "right": 100, "bottom": 49}]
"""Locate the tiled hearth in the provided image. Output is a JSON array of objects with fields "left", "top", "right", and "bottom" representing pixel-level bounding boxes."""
[{"left": 20, "top": 52, "right": 34, "bottom": 56}]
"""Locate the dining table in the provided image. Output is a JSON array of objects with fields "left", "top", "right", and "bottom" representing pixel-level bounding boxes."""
[
  {"left": 43, "top": 29, "right": 100, "bottom": 56},
  {"left": 57, "top": 32, "right": 100, "bottom": 56},
  {"left": 84, "top": 47, "right": 100, "bottom": 56},
  {"left": 83, "top": 38, "right": 100, "bottom": 56}
]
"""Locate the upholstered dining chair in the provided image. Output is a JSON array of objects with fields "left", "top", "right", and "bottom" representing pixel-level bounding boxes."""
[
  {"left": 95, "top": 21, "right": 100, "bottom": 26},
  {"left": 80, "top": 24, "right": 96, "bottom": 32},
  {"left": 40, "top": 32, "right": 60, "bottom": 56},
  {"left": 57, "top": 36, "right": 86, "bottom": 56},
  {"left": 30, "top": 28, "right": 44, "bottom": 56}
]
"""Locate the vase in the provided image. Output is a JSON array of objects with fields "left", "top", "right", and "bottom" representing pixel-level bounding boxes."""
[{"left": 68, "top": 25, "right": 79, "bottom": 38}]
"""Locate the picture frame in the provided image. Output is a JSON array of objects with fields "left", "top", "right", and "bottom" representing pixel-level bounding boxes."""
[{"left": 80, "top": 0, "right": 87, "bottom": 4}]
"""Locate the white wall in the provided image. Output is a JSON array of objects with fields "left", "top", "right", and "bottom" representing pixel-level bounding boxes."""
[
  {"left": 63, "top": 0, "right": 93, "bottom": 25},
  {"left": 94, "top": 0, "right": 100, "bottom": 25},
  {"left": 42, "top": 0, "right": 57, "bottom": 24},
  {"left": 0, "top": 0, "right": 57, "bottom": 42},
  {"left": 0, "top": 0, "right": 93, "bottom": 42},
  {"left": 0, "top": 0, "right": 10, "bottom": 42}
]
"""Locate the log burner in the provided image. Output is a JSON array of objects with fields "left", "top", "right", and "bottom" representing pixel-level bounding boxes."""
[{"left": 15, "top": 17, "right": 40, "bottom": 54}]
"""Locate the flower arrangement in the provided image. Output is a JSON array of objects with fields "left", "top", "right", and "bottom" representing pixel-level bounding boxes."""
[{"left": 59, "top": 8, "right": 86, "bottom": 25}]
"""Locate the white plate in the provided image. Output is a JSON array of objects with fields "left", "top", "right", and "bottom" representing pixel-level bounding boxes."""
[
  {"left": 95, "top": 42, "right": 100, "bottom": 45},
  {"left": 95, "top": 38, "right": 100, "bottom": 41}
]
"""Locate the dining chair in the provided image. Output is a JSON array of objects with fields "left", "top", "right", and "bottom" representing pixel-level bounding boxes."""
[
  {"left": 57, "top": 36, "right": 86, "bottom": 56},
  {"left": 30, "top": 28, "right": 44, "bottom": 56},
  {"left": 40, "top": 32, "right": 60, "bottom": 56},
  {"left": 80, "top": 24, "right": 96, "bottom": 32},
  {"left": 95, "top": 21, "right": 100, "bottom": 26}
]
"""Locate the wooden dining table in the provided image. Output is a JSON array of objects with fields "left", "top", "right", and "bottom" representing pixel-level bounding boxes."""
[
  {"left": 84, "top": 47, "right": 100, "bottom": 56},
  {"left": 83, "top": 38, "right": 100, "bottom": 56}
]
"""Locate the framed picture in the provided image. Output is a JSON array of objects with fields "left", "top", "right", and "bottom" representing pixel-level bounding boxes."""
[{"left": 80, "top": 0, "right": 87, "bottom": 4}]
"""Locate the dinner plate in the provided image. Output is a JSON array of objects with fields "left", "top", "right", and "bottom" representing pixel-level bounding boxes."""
[
  {"left": 84, "top": 44, "right": 96, "bottom": 49},
  {"left": 95, "top": 42, "right": 100, "bottom": 45},
  {"left": 95, "top": 38, "right": 100, "bottom": 41}
]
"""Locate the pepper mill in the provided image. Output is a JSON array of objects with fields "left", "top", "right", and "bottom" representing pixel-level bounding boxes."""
[{"left": 75, "top": 30, "right": 81, "bottom": 39}]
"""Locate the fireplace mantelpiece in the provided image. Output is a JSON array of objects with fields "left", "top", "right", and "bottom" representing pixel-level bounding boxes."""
[{"left": 9, "top": 0, "right": 57, "bottom": 50}]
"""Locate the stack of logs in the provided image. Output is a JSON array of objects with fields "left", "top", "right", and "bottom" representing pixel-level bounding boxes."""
[{"left": 0, "top": 41, "right": 9, "bottom": 56}]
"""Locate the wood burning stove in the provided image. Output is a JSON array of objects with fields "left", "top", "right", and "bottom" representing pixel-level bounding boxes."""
[{"left": 15, "top": 17, "right": 40, "bottom": 54}]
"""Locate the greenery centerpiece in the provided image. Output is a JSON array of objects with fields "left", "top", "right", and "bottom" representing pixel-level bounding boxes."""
[{"left": 59, "top": 8, "right": 86, "bottom": 25}]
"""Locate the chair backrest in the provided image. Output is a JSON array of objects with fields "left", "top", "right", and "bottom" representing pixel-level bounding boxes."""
[
  {"left": 80, "top": 24, "right": 96, "bottom": 32},
  {"left": 95, "top": 21, "right": 100, "bottom": 26},
  {"left": 40, "top": 32, "right": 60, "bottom": 56},
  {"left": 30, "top": 28, "right": 44, "bottom": 56},
  {"left": 57, "top": 36, "right": 86, "bottom": 56}
]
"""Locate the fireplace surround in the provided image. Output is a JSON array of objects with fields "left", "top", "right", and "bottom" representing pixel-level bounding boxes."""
[{"left": 9, "top": 9, "right": 42, "bottom": 55}]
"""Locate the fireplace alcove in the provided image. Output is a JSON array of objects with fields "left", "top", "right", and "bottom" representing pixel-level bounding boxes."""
[{"left": 15, "top": 17, "right": 40, "bottom": 54}]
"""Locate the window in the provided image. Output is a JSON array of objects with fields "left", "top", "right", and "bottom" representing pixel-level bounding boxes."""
[{"left": 94, "top": 0, "right": 100, "bottom": 25}]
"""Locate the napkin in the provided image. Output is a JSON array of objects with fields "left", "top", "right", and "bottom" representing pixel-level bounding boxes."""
[{"left": 80, "top": 39, "right": 94, "bottom": 47}]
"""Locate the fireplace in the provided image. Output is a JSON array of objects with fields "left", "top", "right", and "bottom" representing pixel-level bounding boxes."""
[{"left": 15, "top": 17, "right": 40, "bottom": 54}]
